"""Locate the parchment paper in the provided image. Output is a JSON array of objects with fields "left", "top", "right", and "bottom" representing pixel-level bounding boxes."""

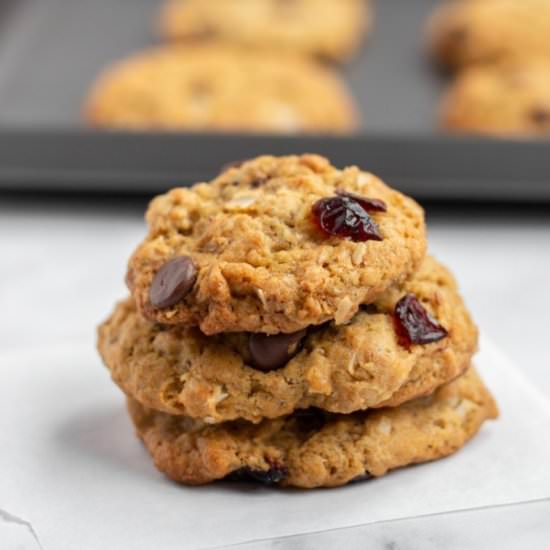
[{"left": 1, "top": 337, "right": 549, "bottom": 550}]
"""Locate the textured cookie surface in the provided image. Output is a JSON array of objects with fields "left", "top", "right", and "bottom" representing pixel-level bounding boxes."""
[
  {"left": 126, "top": 154, "right": 426, "bottom": 335},
  {"left": 99, "top": 257, "right": 476, "bottom": 423},
  {"left": 160, "top": 0, "right": 369, "bottom": 61},
  {"left": 127, "top": 368, "right": 498, "bottom": 488},
  {"left": 441, "top": 61, "right": 550, "bottom": 136},
  {"left": 429, "top": 0, "right": 550, "bottom": 69},
  {"left": 85, "top": 44, "right": 357, "bottom": 132}
]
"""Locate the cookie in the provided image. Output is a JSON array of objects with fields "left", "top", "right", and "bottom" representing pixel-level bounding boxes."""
[
  {"left": 99, "top": 256, "right": 477, "bottom": 424},
  {"left": 441, "top": 60, "right": 550, "bottom": 136},
  {"left": 127, "top": 368, "right": 498, "bottom": 488},
  {"left": 159, "top": 0, "right": 370, "bottom": 62},
  {"left": 126, "top": 154, "right": 427, "bottom": 335},
  {"left": 429, "top": 0, "right": 550, "bottom": 69},
  {"left": 84, "top": 44, "right": 357, "bottom": 132}
]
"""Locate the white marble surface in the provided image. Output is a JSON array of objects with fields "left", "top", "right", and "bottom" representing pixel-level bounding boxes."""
[
  {"left": 1, "top": 200, "right": 549, "bottom": 391},
  {"left": 226, "top": 499, "right": 550, "bottom": 549}
]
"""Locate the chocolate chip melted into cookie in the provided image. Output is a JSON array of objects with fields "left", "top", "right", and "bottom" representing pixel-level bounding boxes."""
[
  {"left": 350, "top": 471, "right": 374, "bottom": 483},
  {"left": 226, "top": 465, "right": 289, "bottom": 485},
  {"left": 249, "top": 329, "right": 307, "bottom": 371},
  {"left": 361, "top": 303, "right": 379, "bottom": 315},
  {"left": 292, "top": 408, "right": 327, "bottom": 434}
]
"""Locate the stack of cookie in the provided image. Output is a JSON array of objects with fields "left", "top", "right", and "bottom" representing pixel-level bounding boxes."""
[
  {"left": 428, "top": 0, "right": 550, "bottom": 137},
  {"left": 85, "top": 0, "right": 369, "bottom": 133},
  {"left": 98, "top": 154, "right": 498, "bottom": 488}
]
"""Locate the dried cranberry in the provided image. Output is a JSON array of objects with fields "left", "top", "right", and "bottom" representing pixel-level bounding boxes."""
[
  {"left": 226, "top": 466, "right": 288, "bottom": 485},
  {"left": 393, "top": 294, "right": 448, "bottom": 349},
  {"left": 312, "top": 193, "right": 383, "bottom": 242},
  {"left": 336, "top": 190, "right": 387, "bottom": 212}
]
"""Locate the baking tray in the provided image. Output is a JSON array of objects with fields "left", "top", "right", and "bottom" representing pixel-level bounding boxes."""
[{"left": 0, "top": 0, "right": 549, "bottom": 201}]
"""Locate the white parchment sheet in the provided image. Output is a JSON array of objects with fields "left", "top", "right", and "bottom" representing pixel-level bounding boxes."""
[{"left": 1, "top": 337, "right": 549, "bottom": 550}]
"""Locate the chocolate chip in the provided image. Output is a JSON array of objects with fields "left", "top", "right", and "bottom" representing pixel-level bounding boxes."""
[
  {"left": 361, "top": 303, "right": 379, "bottom": 315},
  {"left": 226, "top": 466, "right": 288, "bottom": 485},
  {"left": 293, "top": 408, "right": 326, "bottom": 433},
  {"left": 149, "top": 256, "right": 197, "bottom": 308},
  {"left": 249, "top": 330, "right": 307, "bottom": 371},
  {"left": 529, "top": 108, "right": 550, "bottom": 126},
  {"left": 350, "top": 470, "right": 374, "bottom": 483}
]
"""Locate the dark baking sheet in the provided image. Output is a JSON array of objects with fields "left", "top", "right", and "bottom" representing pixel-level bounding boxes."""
[
  {"left": 0, "top": 0, "right": 549, "bottom": 200},
  {"left": 0, "top": 0, "right": 444, "bottom": 130}
]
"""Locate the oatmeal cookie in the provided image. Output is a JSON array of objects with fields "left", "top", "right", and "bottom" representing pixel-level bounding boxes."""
[
  {"left": 127, "top": 368, "right": 498, "bottom": 488},
  {"left": 126, "top": 154, "right": 426, "bottom": 335},
  {"left": 85, "top": 44, "right": 357, "bottom": 132},
  {"left": 159, "top": 0, "right": 370, "bottom": 62},
  {"left": 429, "top": 0, "right": 550, "bottom": 69},
  {"left": 441, "top": 60, "right": 550, "bottom": 136}
]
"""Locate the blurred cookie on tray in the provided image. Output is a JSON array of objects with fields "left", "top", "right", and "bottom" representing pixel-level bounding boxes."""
[
  {"left": 428, "top": 0, "right": 550, "bottom": 70},
  {"left": 84, "top": 44, "right": 358, "bottom": 133},
  {"left": 440, "top": 60, "right": 550, "bottom": 137},
  {"left": 159, "top": 0, "right": 371, "bottom": 62}
]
